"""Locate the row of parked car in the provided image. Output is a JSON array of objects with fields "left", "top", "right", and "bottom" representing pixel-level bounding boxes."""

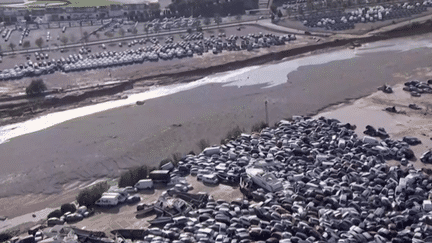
[
  {"left": 299, "top": 1, "right": 431, "bottom": 30},
  {"left": 0, "top": 31, "right": 296, "bottom": 81},
  {"left": 47, "top": 205, "right": 93, "bottom": 226},
  {"left": 95, "top": 187, "right": 141, "bottom": 207}
]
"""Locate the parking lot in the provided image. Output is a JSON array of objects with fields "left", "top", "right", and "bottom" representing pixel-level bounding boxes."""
[{"left": 0, "top": 24, "right": 295, "bottom": 77}]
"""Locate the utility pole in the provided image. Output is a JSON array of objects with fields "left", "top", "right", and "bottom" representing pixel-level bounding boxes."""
[{"left": 265, "top": 100, "right": 269, "bottom": 125}]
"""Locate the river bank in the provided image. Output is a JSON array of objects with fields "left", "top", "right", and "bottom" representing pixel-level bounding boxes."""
[{"left": 2, "top": 17, "right": 432, "bottom": 231}]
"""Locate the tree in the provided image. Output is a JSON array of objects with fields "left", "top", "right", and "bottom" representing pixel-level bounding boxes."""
[
  {"left": 298, "top": 7, "right": 304, "bottom": 15},
  {"left": 82, "top": 31, "right": 89, "bottom": 43},
  {"left": 8, "top": 42, "right": 15, "bottom": 53},
  {"left": 25, "top": 79, "right": 47, "bottom": 97},
  {"left": 159, "top": 158, "right": 172, "bottom": 169},
  {"left": 95, "top": 32, "right": 100, "bottom": 39},
  {"left": 118, "top": 166, "right": 148, "bottom": 188},
  {"left": 131, "top": 27, "right": 138, "bottom": 35},
  {"left": 277, "top": 10, "right": 283, "bottom": 18},
  {"left": 144, "top": 24, "right": 149, "bottom": 36},
  {"left": 76, "top": 181, "right": 109, "bottom": 207},
  {"left": 153, "top": 24, "right": 160, "bottom": 33},
  {"left": 171, "top": 152, "right": 182, "bottom": 166},
  {"left": 60, "top": 203, "right": 76, "bottom": 215},
  {"left": 204, "top": 17, "right": 211, "bottom": 25},
  {"left": 35, "top": 37, "right": 44, "bottom": 50},
  {"left": 197, "top": 139, "right": 210, "bottom": 151},
  {"left": 306, "top": 0, "right": 313, "bottom": 10},
  {"left": 118, "top": 28, "right": 125, "bottom": 37},
  {"left": 69, "top": 34, "right": 76, "bottom": 43},
  {"left": 235, "top": 15, "right": 242, "bottom": 21},
  {"left": 214, "top": 14, "right": 222, "bottom": 27},
  {"left": 270, "top": 4, "right": 278, "bottom": 14},
  {"left": 187, "top": 28, "right": 193, "bottom": 34},
  {"left": 60, "top": 35, "right": 68, "bottom": 46},
  {"left": 23, "top": 40, "right": 30, "bottom": 50},
  {"left": 105, "top": 31, "right": 114, "bottom": 38},
  {"left": 47, "top": 209, "right": 62, "bottom": 219}
]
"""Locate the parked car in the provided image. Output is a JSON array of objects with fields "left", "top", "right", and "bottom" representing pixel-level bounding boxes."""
[
  {"left": 34, "top": 231, "right": 43, "bottom": 241},
  {"left": 95, "top": 195, "right": 119, "bottom": 206},
  {"left": 125, "top": 186, "right": 137, "bottom": 193},
  {"left": 47, "top": 217, "right": 64, "bottom": 227},
  {"left": 202, "top": 174, "right": 219, "bottom": 185},
  {"left": 65, "top": 212, "right": 83, "bottom": 223},
  {"left": 135, "top": 179, "right": 154, "bottom": 190},
  {"left": 126, "top": 195, "right": 141, "bottom": 204},
  {"left": 190, "top": 168, "right": 198, "bottom": 176}
]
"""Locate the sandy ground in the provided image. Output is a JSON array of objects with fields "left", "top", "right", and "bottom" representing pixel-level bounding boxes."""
[{"left": 316, "top": 82, "right": 432, "bottom": 167}]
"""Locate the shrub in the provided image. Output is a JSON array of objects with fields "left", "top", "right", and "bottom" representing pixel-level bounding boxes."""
[
  {"left": 251, "top": 121, "right": 268, "bottom": 133},
  {"left": 25, "top": 79, "right": 47, "bottom": 97},
  {"left": 0, "top": 232, "right": 11, "bottom": 242},
  {"left": 47, "top": 209, "right": 62, "bottom": 219},
  {"left": 118, "top": 165, "right": 148, "bottom": 188},
  {"left": 159, "top": 158, "right": 172, "bottom": 169},
  {"left": 76, "top": 181, "right": 109, "bottom": 207},
  {"left": 197, "top": 139, "right": 210, "bottom": 151},
  {"left": 171, "top": 152, "right": 182, "bottom": 166},
  {"left": 225, "top": 126, "right": 243, "bottom": 140},
  {"left": 188, "top": 150, "right": 195, "bottom": 155},
  {"left": 104, "top": 31, "right": 114, "bottom": 38},
  {"left": 150, "top": 167, "right": 157, "bottom": 172},
  {"left": 60, "top": 203, "right": 76, "bottom": 215}
]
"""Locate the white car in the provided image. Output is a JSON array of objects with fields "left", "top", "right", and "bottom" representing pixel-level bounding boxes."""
[
  {"left": 125, "top": 186, "right": 137, "bottom": 193},
  {"left": 202, "top": 174, "right": 219, "bottom": 185},
  {"left": 135, "top": 179, "right": 154, "bottom": 190}
]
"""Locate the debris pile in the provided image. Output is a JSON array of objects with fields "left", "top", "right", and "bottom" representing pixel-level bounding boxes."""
[
  {"left": 123, "top": 116, "right": 432, "bottom": 243},
  {"left": 421, "top": 150, "right": 432, "bottom": 164},
  {"left": 12, "top": 116, "right": 432, "bottom": 243},
  {"left": 377, "top": 84, "right": 393, "bottom": 93},
  {"left": 403, "top": 80, "right": 432, "bottom": 97}
]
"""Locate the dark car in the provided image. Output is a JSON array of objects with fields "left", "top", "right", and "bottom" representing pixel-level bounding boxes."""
[{"left": 127, "top": 195, "right": 141, "bottom": 204}]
